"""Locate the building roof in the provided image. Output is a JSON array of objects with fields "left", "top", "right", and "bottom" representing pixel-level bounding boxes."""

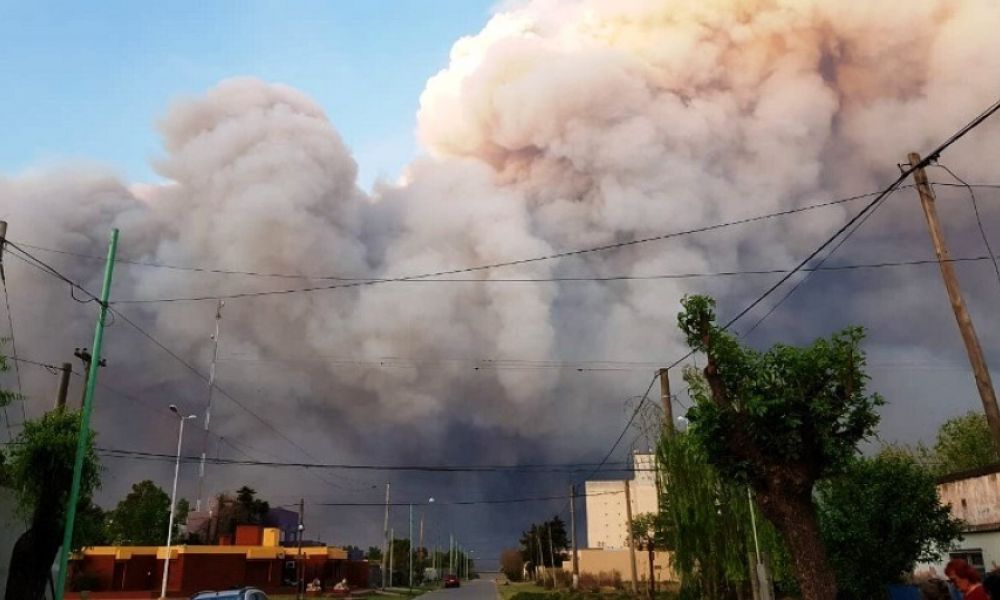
[
  {"left": 937, "top": 463, "right": 1000, "bottom": 485},
  {"left": 74, "top": 545, "right": 348, "bottom": 561}
]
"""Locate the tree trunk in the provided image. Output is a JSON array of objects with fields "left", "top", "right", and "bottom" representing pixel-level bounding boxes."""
[
  {"left": 647, "top": 547, "right": 655, "bottom": 597},
  {"left": 757, "top": 490, "right": 836, "bottom": 600},
  {"left": 5, "top": 522, "right": 62, "bottom": 600}
]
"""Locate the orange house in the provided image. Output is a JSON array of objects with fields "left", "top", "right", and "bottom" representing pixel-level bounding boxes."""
[{"left": 67, "top": 526, "right": 364, "bottom": 598}]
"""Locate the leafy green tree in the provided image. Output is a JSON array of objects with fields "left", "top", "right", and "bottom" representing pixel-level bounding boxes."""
[
  {"left": 75, "top": 499, "right": 110, "bottom": 548},
  {"left": 658, "top": 431, "right": 790, "bottom": 600},
  {"left": 107, "top": 480, "right": 171, "bottom": 545},
  {"left": 367, "top": 546, "right": 383, "bottom": 561},
  {"left": 817, "top": 450, "right": 962, "bottom": 600},
  {"left": 629, "top": 512, "right": 672, "bottom": 597},
  {"left": 4, "top": 409, "right": 101, "bottom": 600},
  {"left": 678, "top": 295, "right": 883, "bottom": 600},
  {"left": 933, "top": 411, "right": 998, "bottom": 475}
]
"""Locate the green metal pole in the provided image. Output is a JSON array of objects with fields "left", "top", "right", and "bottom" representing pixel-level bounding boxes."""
[{"left": 55, "top": 228, "right": 118, "bottom": 600}]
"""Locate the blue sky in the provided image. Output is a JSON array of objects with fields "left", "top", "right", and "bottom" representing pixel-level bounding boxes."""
[{"left": 0, "top": 0, "right": 495, "bottom": 189}]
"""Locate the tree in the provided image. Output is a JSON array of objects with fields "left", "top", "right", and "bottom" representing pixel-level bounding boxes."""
[
  {"left": 817, "top": 450, "right": 962, "bottom": 600},
  {"left": 678, "top": 295, "right": 883, "bottom": 600},
  {"left": 235, "top": 485, "right": 270, "bottom": 524},
  {"left": 107, "top": 480, "right": 172, "bottom": 545},
  {"left": 518, "top": 516, "right": 569, "bottom": 570},
  {"left": 500, "top": 548, "right": 524, "bottom": 582},
  {"left": 4, "top": 409, "right": 102, "bottom": 600},
  {"left": 933, "top": 411, "right": 998, "bottom": 475},
  {"left": 629, "top": 512, "right": 671, "bottom": 597},
  {"left": 367, "top": 546, "right": 383, "bottom": 561},
  {"left": 213, "top": 486, "right": 271, "bottom": 541},
  {"left": 658, "top": 431, "right": 790, "bottom": 600}
]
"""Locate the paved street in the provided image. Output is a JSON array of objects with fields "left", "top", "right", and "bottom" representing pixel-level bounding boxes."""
[{"left": 421, "top": 579, "right": 498, "bottom": 600}]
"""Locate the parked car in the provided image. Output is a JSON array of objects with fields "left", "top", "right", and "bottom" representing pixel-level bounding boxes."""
[
  {"left": 443, "top": 574, "right": 460, "bottom": 588},
  {"left": 190, "top": 588, "right": 268, "bottom": 600}
]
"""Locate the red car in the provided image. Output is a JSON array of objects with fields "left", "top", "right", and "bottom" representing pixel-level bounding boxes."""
[{"left": 443, "top": 574, "right": 460, "bottom": 588}]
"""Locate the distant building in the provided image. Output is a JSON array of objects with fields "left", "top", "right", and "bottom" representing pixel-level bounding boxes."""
[
  {"left": 584, "top": 452, "right": 658, "bottom": 550},
  {"left": 920, "top": 464, "right": 1000, "bottom": 578},
  {"left": 67, "top": 525, "right": 368, "bottom": 597},
  {"left": 575, "top": 452, "right": 674, "bottom": 585}
]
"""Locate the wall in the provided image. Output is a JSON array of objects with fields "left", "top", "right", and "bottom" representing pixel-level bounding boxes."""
[
  {"left": 584, "top": 453, "right": 658, "bottom": 549},
  {"left": 576, "top": 548, "right": 675, "bottom": 583},
  {"left": 938, "top": 470, "right": 1000, "bottom": 528}
]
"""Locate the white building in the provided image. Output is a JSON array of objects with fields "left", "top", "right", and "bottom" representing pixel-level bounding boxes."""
[
  {"left": 583, "top": 453, "right": 658, "bottom": 549},
  {"left": 920, "top": 465, "right": 1000, "bottom": 578}
]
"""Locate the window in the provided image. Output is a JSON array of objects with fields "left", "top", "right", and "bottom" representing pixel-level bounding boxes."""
[{"left": 950, "top": 550, "right": 986, "bottom": 580}]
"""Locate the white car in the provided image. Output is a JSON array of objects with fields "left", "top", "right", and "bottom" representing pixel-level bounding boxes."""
[{"left": 190, "top": 588, "right": 268, "bottom": 600}]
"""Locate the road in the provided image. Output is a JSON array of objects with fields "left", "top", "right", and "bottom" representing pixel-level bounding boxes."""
[{"left": 421, "top": 578, "right": 498, "bottom": 600}]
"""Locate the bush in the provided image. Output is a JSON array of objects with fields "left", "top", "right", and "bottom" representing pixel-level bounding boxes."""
[
  {"left": 578, "top": 573, "right": 599, "bottom": 592},
  {"left": 553, "top": 569, "right": 573, "bottom": 589}
]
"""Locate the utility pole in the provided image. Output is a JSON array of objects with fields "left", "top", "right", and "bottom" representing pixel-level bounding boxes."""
[
  {"left": 197, "top": 299, "right": 224, "bottom": 513},
  {"left": 297, "top": 498, "right": 305, "bottom": 600},
  {"left": 408, "top": 503, "right": 414, "bottom": 592},
  {"left": 547, "top": 523, "right": 557, "bottom": 574},
  {"left": 382, "top": 482, "right": 390, "bottom": 589},
  {"left": 569, "top": 485, "right": 579, "bottom": 588},
  {"left": 389, "top": 528, "right": 394, "bottom": 588},
  {"left": 54, "top": 362, "right": 71, "bottom": 411},
  {"left": 658, "top": 368, "right": 673, "bottom": 435},
  {"left": 55, "top": 228, "right": 118, "bottom": 600},
  {"left": 535, "top": 530, "right": 545, "bottom": 581},
  {"left": 419, "top": 512, "right": 424, "bottom": 561},
  {"left": 73, "top": 347, "right": 106, "bottom": 407},
  {"left": 909, "top": 152, "right": 1000, "bottom": 450},
  {"left": 624, "top": 479, "right": 639, "bottom": 594}
]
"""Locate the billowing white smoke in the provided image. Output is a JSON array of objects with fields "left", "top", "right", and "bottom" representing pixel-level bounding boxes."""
[{"left": 1, "top": 0, "right": 1000, "bottom": 504}]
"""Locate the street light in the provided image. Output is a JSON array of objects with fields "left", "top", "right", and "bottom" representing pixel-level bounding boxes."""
[{"left": 161, "top": 405, "right": 196, "bottom": 600}]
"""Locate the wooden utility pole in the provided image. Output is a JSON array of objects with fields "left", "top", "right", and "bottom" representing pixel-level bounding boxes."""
[
  {"left": 658, "top": 368, "right": 673, "bottom": 435},
  {"left": 55, "top": 362, "right": 71, "bottom": 410},
  {"left": 624, "top": 479, "right": 639, "bottom": 594},
  {"left": 569, "top": 485, "right": 579, "bottom": 587},
  {"left": 909, "top": 152, "right": 1000, "bottom": 451},
  {"left": 73, "top": 347, "right": 105, "bottom": 407}
]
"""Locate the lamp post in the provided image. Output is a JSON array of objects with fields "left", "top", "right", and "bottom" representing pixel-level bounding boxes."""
[
  {"left": 161, "top": 405, "right": 196, "bottom": 600},
  {"left": 296, "top": 521, "right": 305, "bottom": 600}
]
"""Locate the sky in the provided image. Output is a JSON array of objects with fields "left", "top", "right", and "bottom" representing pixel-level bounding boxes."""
[
  {"left": 1, "top": 0, "right": 1000, "bottom": 569},
  {"left": 0, "top": 0, "right": 495, "bottom": 189}
]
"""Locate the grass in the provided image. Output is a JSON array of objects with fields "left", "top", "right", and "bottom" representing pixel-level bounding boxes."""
[{"left": 497, "top": 581, "right": 550, "bottom": 600}]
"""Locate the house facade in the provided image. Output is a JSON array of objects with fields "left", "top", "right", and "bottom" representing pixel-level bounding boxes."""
[
  {"left": 921, "top": 464, "right": 1000, "bottom": 578},
  {"left": 67, "top": 525, "right": 366, "bottom": 597}
]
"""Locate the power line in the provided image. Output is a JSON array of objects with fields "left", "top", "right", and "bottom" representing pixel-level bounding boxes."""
[
  {"left": 740, "top": 187, "right": 897, "bottom": 337},
  {"left": 13, "top": 181, "right": 997, "bottom": 284},
  {"left": 0, "top": 244, "right": 360, "bottom": 492},
  {"left": 109, "top": 190, "right": 899, "bottom": 304},
  {"left": 0, "top": 241, "right": 27, "bottom": 431},
  {"left": 15, "top": 191, "right": 885, "bottom": 289},
  {"left": 935, "top": 163, "right": 1000, "bottom": 293},
  {"left": 578, "top": 94, "right": 1000, "bottom": 484},
  {"left": 313, "top": 491, "right": 624, "bottom": 507},
  {"left": 94, "top": 446, "right": 639, "bottom": 473}
]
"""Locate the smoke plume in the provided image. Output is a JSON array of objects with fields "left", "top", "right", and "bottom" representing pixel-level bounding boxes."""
[{"left": 1, "top": 0, "right": 999, "bottom": 550}]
